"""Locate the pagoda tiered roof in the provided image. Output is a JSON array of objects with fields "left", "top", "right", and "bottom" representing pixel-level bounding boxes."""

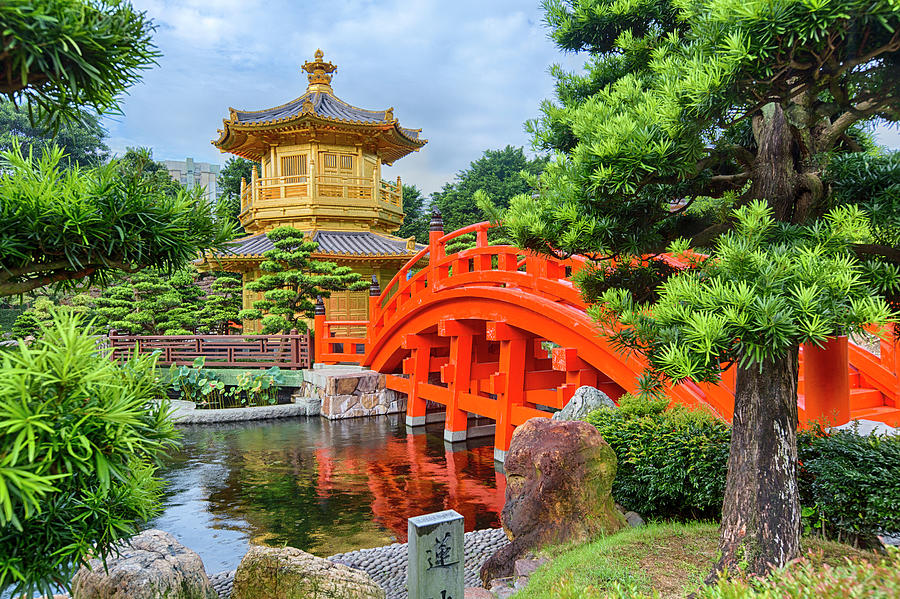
[{"left": 213, "top": 50, "right": 426, "bottom": 164}]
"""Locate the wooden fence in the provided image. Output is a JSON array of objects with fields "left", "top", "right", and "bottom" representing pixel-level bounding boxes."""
[{"left": 108, "top": 330, "right": 313, "bottom": 369}]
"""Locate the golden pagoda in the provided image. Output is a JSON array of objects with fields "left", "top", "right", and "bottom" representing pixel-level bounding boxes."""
[{"left": 206, "top": 50, "right": 427, "bottom": 332}]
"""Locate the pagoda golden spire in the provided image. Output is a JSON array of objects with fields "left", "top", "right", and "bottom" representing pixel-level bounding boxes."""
[{"left": 302, "top": 49, "right": 337, "bottom": 93}]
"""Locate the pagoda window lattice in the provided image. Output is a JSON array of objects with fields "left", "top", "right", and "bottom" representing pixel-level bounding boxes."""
[{"left": 281, "top": 154, "right": 307, "bottom": 183}]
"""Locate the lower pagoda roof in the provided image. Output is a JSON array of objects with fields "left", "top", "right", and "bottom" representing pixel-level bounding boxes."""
[{"left": 211, "top": 230, "right": 424, "bottom": 260}]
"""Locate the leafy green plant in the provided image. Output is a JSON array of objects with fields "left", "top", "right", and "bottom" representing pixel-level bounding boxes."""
[
  {"left": 169, "top": 360, "right": 286, "bottom": 409},
  {"left": 0, "top": 309, "right": 178, "bottom": 597},
  {"left": 168, "top": 357, "right": 227, "bottom": 408},
  {"left": 231, "top": 367, "right": 286, "bottom": 407},
  {"left": 798, "top": 426, "right": 900, "bottom": 546}
]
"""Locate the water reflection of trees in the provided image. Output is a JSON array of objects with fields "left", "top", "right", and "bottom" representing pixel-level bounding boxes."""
[{"left": 163, "top": 417, "right": 504, "bottom": 557}]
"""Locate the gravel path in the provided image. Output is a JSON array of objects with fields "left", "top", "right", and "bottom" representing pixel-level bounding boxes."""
[{"left": 209, "top": 527, "right": 507, "bottom": 599}]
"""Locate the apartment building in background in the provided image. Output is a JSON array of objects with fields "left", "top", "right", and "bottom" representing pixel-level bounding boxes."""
[{"left": 164, "top": 157, "right": 221, "bottom": 201}]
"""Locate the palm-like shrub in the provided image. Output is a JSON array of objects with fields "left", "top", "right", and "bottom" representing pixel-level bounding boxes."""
[{"left": 0, "top": 310, "right": 178, "bottom": 597}]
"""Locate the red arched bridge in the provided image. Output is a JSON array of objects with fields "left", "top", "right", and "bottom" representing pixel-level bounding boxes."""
[{"left": 315, "top": 218, "right": 900, "bottom": 461}]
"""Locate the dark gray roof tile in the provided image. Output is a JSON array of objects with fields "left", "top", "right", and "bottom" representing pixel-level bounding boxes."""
[
  {"left": 214, "top": 230, "right": 423, "bottom": 258},
  {"left": 234, "top": 92, "right": 388, "bottom": 126}
]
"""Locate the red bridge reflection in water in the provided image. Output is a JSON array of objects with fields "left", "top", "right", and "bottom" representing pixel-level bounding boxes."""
[{"left": 315, "top": 432, "right": 506, "bottom": 541}]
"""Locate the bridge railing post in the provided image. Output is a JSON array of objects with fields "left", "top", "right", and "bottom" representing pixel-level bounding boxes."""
[
  {"left": 802, "top": 336, "right": 850, "bottom": 426},
  {"left": 314, "top": 296, "right": 325, "bottom": 364},
  {"left": 429, "top": 209, "right": 445, "bottom": 290},
  {"left": 368, "top": 274, "right": 381, "bottom": 346}
]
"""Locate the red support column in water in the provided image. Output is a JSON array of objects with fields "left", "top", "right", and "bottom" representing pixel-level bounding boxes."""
[
  {"left": 439, "top": 319, "right": 481, "bottom": 442},
  {"left": 402, "top": 334, "right": 433, "bottom": 426},
  {"left": 489, "top": 321, "right": 529, "bottom": 462},
  {"left": 803, "top": 336, "right": 850, "bottom": 426}
]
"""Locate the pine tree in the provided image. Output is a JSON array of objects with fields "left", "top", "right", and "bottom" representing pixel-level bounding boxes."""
[
  {"left": 238, "top": 227, "right": 369, "bottom": 334},
  {"left": 504, "top": 0, "right": 900, "bottom": 577}
]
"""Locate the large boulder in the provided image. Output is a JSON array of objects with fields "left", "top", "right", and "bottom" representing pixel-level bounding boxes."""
[
  {"left": 71, "top": 529, "right": 217, "bottom": 599},
  {"left": 232, "top": 545, "right": 385, "bottom": 599},
  {"left": 480, "top": 418, "right": 625, "bottom": 584},
  {"left": 551, "top": 385, "right": 615, "bottom": 421}
]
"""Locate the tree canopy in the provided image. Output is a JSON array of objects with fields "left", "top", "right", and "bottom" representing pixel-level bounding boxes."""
[
  {"left": 0, "top": 144, "right": 234, "bottom": 296},
  {"left": 432, "top": 146, "right": 547, "bottom": 233},
  {"left": 0, "top": 0, "right": 158, "bottom": 129},
  {"left": 0, "top": 100, "right": 108, "bottom": 167},
  {"left": 218, "top": 156, "right": 257, "bottom": 230},
  {"left": 503, "top": 0, "right": 900, "bottom": 579},
  {"left": 396, "top": 183, "right": 428, "bottom": 243}
]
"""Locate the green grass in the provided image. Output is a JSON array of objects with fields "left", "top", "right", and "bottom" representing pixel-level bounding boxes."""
[{"left": 513, "top": 522, "right": 883, "bottom": 599}]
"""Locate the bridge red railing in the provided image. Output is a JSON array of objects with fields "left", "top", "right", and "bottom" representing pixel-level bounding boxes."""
[
  {"left": 109, "top": 330, "right": 313, "bottom": 369},
  {"left": 847, "top": 325, "right": 900, "bottom": 405},
  {"left": 314, "top": 216, "right": 900, "bottom": 439}
]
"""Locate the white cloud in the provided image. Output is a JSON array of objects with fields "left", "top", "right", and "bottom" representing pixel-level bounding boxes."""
[{"left": 110, "top": 0, "right": 900, "bottom": 200}]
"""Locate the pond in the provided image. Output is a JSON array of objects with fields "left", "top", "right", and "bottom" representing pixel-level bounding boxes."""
[{"left": 149, "top": 414, "right": 506, "bottom": 573}]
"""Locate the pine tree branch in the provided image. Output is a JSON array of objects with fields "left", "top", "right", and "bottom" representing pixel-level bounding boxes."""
[{"left": 852, "top": 244, "right": 900, "bottom": 264}]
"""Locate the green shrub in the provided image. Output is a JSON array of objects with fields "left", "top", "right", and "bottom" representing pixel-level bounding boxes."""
[
  {"left": 168, "top": 359, "right": 286, "bottom": 409},
  {"left": 697, "top": 549, "right": 900, "bottom": 599},
  {"left": 587, "top": 404, "right": 900, "bottom": 542},
  {"left": 799, "top": 426, "right": 900, "bottom": 544},
  {"left": 586, "top": 402, "right": 731, "bottom": 520},
  {"left": 0, "top": 310, "right": 179, "bottom": 597}
]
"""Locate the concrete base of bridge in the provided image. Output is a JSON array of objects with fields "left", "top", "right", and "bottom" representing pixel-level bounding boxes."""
[
  {"left": 443, "top": 429, "right": 467, "bottom": 442},
  {"left": 493, "top": 449, "right": 507, "bottom": 463},
  {"left": 405, "top": 415, "right": 426, "bottom": 426}
]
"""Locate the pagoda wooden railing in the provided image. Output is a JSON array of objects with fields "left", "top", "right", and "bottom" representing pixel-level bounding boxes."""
[
  {"left": 240, "top": 174, "right": 402, "bottom": 212},
  {"left": 108, "top": 331, "right": 313, "bottom": 369}
]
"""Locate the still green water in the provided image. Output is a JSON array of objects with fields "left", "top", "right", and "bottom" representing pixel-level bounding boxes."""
[{"left": 148, "top": 414, "right": 505, "bottom": 573}]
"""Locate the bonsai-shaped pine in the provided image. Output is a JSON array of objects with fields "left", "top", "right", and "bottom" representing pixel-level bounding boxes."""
[
  {"left": 92, "top": 270, "right": 204, "bottom": 335},
  {"left": 197, "top": 275, "right": 243, "bottom": 335},
  {"left": 238, "top": 227, "right": 369, "bottom": 334}
]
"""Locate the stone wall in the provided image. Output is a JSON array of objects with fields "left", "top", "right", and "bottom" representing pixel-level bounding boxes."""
[{"left": 293, "top": 366, "right": 407, "bottom": 420}]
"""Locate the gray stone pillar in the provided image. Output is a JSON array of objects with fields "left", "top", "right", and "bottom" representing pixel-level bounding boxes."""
[{"left": 408, "top": 510, "right": 464, "bottom": 599}]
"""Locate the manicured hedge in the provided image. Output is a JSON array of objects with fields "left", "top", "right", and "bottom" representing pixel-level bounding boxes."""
[
  {"left": 798, "top": 426, "right": 900, "bottom": 543},
  {"left": 586, "top": 398, "right": 900, "bottom": 542}
]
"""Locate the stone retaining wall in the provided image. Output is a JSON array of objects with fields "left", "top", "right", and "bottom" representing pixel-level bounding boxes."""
[
  {"left": 168, "top": 400, "right": 312, "bottom": 424},
  {"left": 292, "top": 366, "right": 407, "bottom": 420}
]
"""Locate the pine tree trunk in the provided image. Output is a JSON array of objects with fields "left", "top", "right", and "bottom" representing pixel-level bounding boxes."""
[{"left": 710, "top": 348, "right": 801, "bottom": 579}]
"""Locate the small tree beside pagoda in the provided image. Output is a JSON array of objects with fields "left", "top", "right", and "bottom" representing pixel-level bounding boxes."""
[{"left": 238, "top": 226, "right": 369, "bottom": 334}]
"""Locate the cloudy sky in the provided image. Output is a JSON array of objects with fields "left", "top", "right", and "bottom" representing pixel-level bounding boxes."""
[{"left": 105, "top": 0, "right": 899, "bottom": 196}]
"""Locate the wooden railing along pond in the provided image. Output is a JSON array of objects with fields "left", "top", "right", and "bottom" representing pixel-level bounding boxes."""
[{"left": 108, "top": 330, "right": 313, "bottom": 369}]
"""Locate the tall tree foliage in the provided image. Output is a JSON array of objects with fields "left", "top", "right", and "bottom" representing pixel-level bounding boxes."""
[
  {"left": 504, "top": 0, "right": 900, "bottom": 578},
  {"left": 218, "top": 156, "right": 257, "bottom": 230},
  {"left": 432, "top": 146, "right": 547, "bottom": 233},
  {"left": 0, "top": 144, "right": 233, "bottom": 296},
  {"left": 238, "top": 227, "right": 368, "bottom": 334},
  {"left": 0, "top": 0, "right": 158, "bottom": 129},
  {"left": 397, "top": 183, "right": 428, "bottom": 243},
  {"left": 0, "top": 100, "right": 108, "bottom": 167}
]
